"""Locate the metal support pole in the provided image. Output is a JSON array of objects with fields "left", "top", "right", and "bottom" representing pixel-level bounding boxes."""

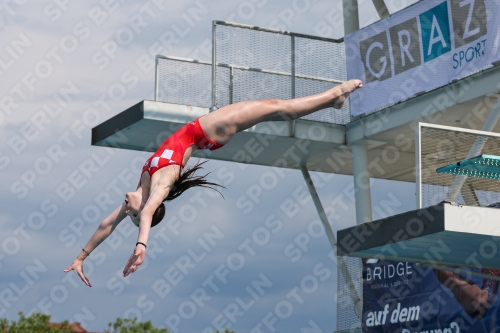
[
  {"left": 352, "top": 141, "right": 373, "bottom": 224},
  {"left": 460, "top": 183, "right": 480, "bottom": 206},
  {"left": 445, "top": 97, "right": 500, "bottom": 202},
  {"left": 291, "top": 35, "right": 295, "bottom": 100},
  {"left": 300, "top": 166, "right": 337, "bottom": 252},
  {"left": 154, "top": 55, "right": 159, "bottom": 101},
  {"left": 372, "top": 0, "right": 390, "bottom": 19},
  {"left": 229, "top": 66, "right": 234, "bottom": 105},
  {"left": 290, "top": 35, "right": 296, "bottom": 137},
  {"left": 300, "top": 165, "right": 361, "bottom": 318},
  {"left": 349, "top": 141, "right": 371, "bottom": 317},
  {"left": 211, "top": 21, "right": 217, "bottom": 112},
  {"left": 416, "top": 123, "right": 422, "bottom": 209},
  {"left": 342, "top": 0, "right": 359, "bottom": 35}
]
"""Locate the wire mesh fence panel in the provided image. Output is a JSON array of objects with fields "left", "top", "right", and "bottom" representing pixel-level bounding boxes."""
[
  {"left": 337, "top": 256, "right": 362, "bottom": 332},
  {"left": 232, "top": 69, "right": 291, "bottom": 103},
  {"left": 156, "top": 57, "right": 212, "bottom": 108},
  {"left": 294, "top": 36, "right": 349, "bottom": 124},
  {"left": 421, "top": 184, "right": 466, "bottom": 208},
  {"left": 295, "top": 78, "right": 350, "bottom": 124},
  {"left": 213, "top": 21, "right": 350, "bottom": 124},
  {"left": 215, "top": 24, "right": 292, "bottom": 71},
  {"left": 215, "top": 66, "right": 230, "bottom": 107},
  {"left": 294, "top": 37, "right": 347, "bottom": 82},
  {"left": 420, "top": 125, "right": 500, "bottom": 208}
]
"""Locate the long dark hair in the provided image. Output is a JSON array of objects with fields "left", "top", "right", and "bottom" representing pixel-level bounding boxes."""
[{"left": 150, "top": 161, "right": 224, "bottom": 227}]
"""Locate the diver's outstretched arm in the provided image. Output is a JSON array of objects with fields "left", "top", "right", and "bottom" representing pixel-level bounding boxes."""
[
  {"left": 122, "top": 187, "right": 167, "bottom": 277},
  {"left": 64, "top": 203, "right": 127, "bottom": 287}
]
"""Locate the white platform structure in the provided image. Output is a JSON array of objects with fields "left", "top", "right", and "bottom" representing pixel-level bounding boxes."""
[
  {"left": 338, "top": 202, "right": 500, "bottom": 270},
  {"left": 91, "top": 2, "right": 500, "bottom": 332}
]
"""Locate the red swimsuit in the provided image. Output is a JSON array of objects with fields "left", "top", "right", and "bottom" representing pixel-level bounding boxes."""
[{"left": 141, "top": 118, "right": 224, "bottom": 177}]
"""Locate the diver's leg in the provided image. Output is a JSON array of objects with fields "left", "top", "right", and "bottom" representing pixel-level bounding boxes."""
[{"left": 199, "top": 79, "right": 362, "bottom": 145}]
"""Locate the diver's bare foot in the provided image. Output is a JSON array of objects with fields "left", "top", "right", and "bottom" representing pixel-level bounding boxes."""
[{"left": 332, "top": 79, "right": 363, "bottom": 109}]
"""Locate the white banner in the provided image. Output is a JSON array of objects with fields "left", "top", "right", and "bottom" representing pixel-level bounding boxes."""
[{"left": 346, "top": 0, "right": 500, "bottom": 117}]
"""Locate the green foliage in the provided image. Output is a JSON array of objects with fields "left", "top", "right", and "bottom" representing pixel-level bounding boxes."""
[
  {"left": 2, "top": 312, "right": 72, "bottom": 333},
  {"left": 0, "top": 318, "right": 8, "bottom": 332},
  {"left": 104, "top": 317, "right": 169, "bottom": 333},
  {"left": 0, "top": 312, "right": 235, "bottom": 333}
]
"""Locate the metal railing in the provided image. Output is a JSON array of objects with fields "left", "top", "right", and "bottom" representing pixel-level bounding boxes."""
[
  {"left": 211, "top": 20, "right": 345, "bottom": 109},
  {"left": 155, "top": 55, "right": 343, "bottom": 106},
  {"left": 212, "top": 20, "right": 350, "bottom": 125},
  {"left": 154, "top": 55, "right": 212, "bottom": 105},
  {"left": 155, "top": 21, "right": 349, "bottom": 124}
]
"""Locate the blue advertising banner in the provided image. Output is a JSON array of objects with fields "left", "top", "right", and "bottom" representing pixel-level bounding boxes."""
[
  {"left": 345, "top": 0, "right": 500, "bottom": 117},
  {"left": 362, "top": 259, "right": 500, "bottom": 333}
]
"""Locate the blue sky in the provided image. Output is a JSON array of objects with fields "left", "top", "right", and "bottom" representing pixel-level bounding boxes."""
[{"left": 0, "top": 0, "right": 418, "bottom": 332}]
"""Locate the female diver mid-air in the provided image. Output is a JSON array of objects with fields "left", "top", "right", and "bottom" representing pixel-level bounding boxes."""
[{"left": 64, "top": 79, "right": 363, "bottom": 286}]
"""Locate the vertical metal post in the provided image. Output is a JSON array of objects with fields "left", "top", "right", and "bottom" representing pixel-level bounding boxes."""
[
  {"left": 154, "top": 55, "right": 159, "bottom": 101},
  {"left": 291, "top": 35, "right": 296, "bottom": 100},
  {"left": 371, "top": 0, "right": 390, "bottom": 19},
  {"left": 352, "top": 140, "right": 372, "bottom": 224},
  {"left": 300, "top": 165, "right": 361, "bottom": 318},
  {"left": 290, "top": 35, "right": 296, "bottom": 137},
  {"left": 415, "top": 123, "right": 422, "bottom": 209},
  {"left": 342, "top": 0, "right": 359, "bottom": 35},
  {"left": 211, "top": 21, "right": 217, "bottom": 112},
  {"left": 229, "top": 66, "right": 234, "bottom": 105}
]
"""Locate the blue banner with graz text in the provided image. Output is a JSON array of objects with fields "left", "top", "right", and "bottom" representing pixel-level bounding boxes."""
[{"left": 345, "top": 0, "right": 500, "bottom": 117}]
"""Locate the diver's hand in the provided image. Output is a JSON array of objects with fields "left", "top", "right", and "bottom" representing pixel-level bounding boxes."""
[
  {"left": 64, "top": 258, "right": 91, "bottom": 287},
  {"left": 123, "top": 244, "right": 146, "bottom": 277}
]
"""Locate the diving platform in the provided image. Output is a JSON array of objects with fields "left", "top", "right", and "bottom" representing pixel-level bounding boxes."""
[
  {"left": 337, "top": 202, "right": 500, "bottom": 270},
  {"left": 92, "top": 63, "right": 500, "bottom": 182},
  {"left": 91, "top": 100, "right": 346, "bottom": 173},
  {"left": 436, "top": 154, "right": 500, "bottom": 180}
]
